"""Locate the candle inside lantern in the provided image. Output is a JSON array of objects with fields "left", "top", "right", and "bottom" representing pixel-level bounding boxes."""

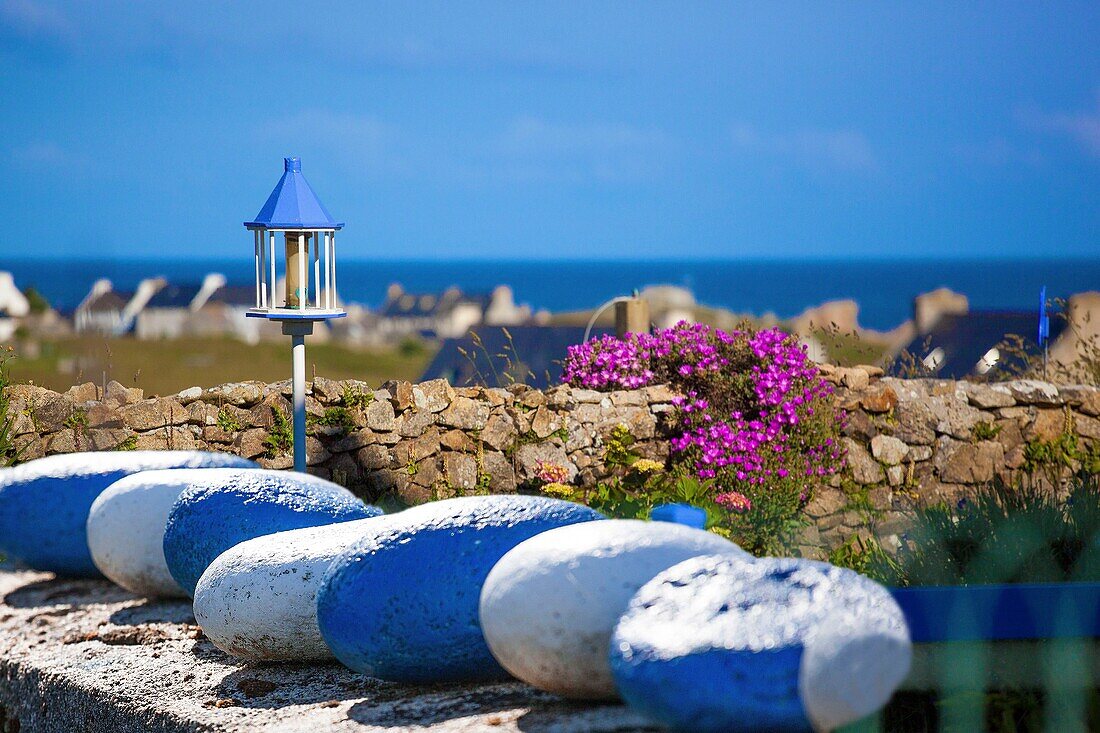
[{"left": 284, "top": 232, "right": 311, "bottom": 308}]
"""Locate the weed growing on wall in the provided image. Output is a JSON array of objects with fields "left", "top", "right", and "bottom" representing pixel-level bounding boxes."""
[
  {"left": 263, "top": 407, "right": 293, "bottom": 458},
  {"left": 562, "top": 322, "right": 845, "bottom": 555},
  {"left": 0, "top": 346, "right": 21, "bottom": 467}
]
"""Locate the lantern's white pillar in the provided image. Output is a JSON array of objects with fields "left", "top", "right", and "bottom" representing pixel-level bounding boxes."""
[
  {"left": 313, "top": 232, "right": 321, "bottom": 308},
  {"left": 282, "top": 320, "right": 313, "bottom": 473},
  {"left": 292, "top": 334, "right": 306, "bottom": 471},
  {"left": 331, "top": 234, "right": 337, "bottom": 308},
  {"left": 269, "top": 231, "right": 277, "bottom": 308},
  {"left": 253, "top": 230, "right": 261, "bottom": 308}
]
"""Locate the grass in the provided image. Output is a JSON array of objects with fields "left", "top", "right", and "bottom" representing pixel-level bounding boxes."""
[
  {"left": 833, "top": 471, "right": 1100, "bottom": 587},
  {"left": 9, "top": 336, "right": 434, "bottom": 396},
  {"left": 812, "top": 327, "right": 890, "bottom": 367}
]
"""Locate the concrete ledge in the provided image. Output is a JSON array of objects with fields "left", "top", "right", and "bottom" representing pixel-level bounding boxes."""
[{"left": 0, "top": 571, "right": 656, "bottom": 733}]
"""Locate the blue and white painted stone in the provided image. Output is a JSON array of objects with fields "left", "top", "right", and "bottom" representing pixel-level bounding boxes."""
[
  {"left": 87, "top": 468, "right": 264, "bottom": 598},
  {"left": 609, "top": 556, "right": 912, "bottom": 733},
  {"left": 0, "top": 451, "right": 256, "bottom": 577},
  {"left": 193, "top": 517, "right": 383, "bottom": 661},
  {"left": 163, "top": 469, "right": 379, "bottom": 596},
  {"left": 479, "top": 519, "right": 749, "bottom": 699},
  {"left": 316, "top": 495, "right": 604, "bottom": 683}
]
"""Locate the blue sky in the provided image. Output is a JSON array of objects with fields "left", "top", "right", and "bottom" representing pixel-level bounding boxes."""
[{"left": 1, "top": 1, "right": 1097, "bottom": 261}]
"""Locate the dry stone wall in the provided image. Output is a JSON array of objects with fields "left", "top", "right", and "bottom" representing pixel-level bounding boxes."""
[{"left": 5, "top": 370, "right": 1099, "bottom": 555}]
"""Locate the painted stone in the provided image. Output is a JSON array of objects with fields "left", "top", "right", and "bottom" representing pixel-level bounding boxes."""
[
  {"left": 194, "top": 517, "right": 382, "bottom": 661},
  {"left": 163, "top": 469, "right": 379, "bottom": 596},
  {"left": 88, "top": 468, "right": 262, "bottom": 598},
  {"left": 316, "top": 495, "right": 604, "bottom": 683},
  {"left": 609, "top": 556, "right": 912, "bottom": 733},
  {"left": 479, "top": 519, "right": 749, "bottom": 699},
  {"left": 0, "top": 451, "right": 256, "bottom": 577}
]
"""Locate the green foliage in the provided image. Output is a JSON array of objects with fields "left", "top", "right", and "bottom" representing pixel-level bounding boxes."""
[
  {"left": 263, "top": 407, "right": 293, "bottom": 458},
  {"left": 827, "top": 534, "right": 900, "bottom": 586},
  {"left": 215, "top": 407, "right": 242, "bottom": 433},
  {"left": 727, "top": 482, "right": 811, "bottom": 556},
  {"left": 577, "top": 467, "right": 731, "bottom": 535},
  {"left": 64, "top": 408, "right": 88, "bottom": 430},
  {"left": 1023, "top": 431, "right": 1081, "bottom": 473},
  {"left": 971, "top": 421, "right": 1002, "bottom": 441},
  {"left": 872, "top": 472, "right": 1100, "bottom": 587},
  {"left": 0, "top": 346, "right": 22, "bottom": 467},
  {"left": 113, "top": 435, "right": 138, "bottom": 451},
  {"left": 602, "top": 424, "right": 638, "bottom": 469},
  {"left": 23, "top": 287, "right": 49, "bottom": 314},
  {"left": 311, "top": 406, "right": 355, "bottom": 434},
  {"left": 342, "top": 383, "right": 373, "bottom": 410},
  {"left": 398, "top": 336, "right": 428, "bottom": 358}
]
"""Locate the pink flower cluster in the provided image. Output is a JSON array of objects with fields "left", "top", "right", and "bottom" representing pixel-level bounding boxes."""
[
  {"left": 563, "top": 322, "right": 845, "bottom": 504},
  {"left": 561, "top": 332, "right": 655, "bottom": 390},
  {"left": 534, "top": 460, "right": 571, "bottom": 484},
  {"left": 715, "top": 491, "right": 752, "bottom": 513}
]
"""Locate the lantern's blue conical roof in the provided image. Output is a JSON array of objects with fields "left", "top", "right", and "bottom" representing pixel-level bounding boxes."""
[{"left": 245, "top": 157, "right": 344, "bottom": 230}]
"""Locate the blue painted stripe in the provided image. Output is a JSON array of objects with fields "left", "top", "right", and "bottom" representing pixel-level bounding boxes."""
[
  {"left": 245, "top": 311, "right": 347, "bottom": 320},
  {"left": 891, "top": 583, "right": 1100, "bottom": 642}
]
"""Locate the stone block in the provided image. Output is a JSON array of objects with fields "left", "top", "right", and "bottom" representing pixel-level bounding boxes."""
[
  {"left": 195, "top": 517, "right": 383, "bottom": 662},
  {"left": 163, "top": 469, "right": 379, "bottom": 596},
  {"left": 961, "top": 382, "right": 1015, "bottom": 408},
  {"left": 529, "top": 405, "right": 561, "bottom": 439},
  {"left": 481, "top": 413, "right": 518, "bottom": 451},
  {"left": 935, "top": 437, "right": 1004, "bottom": 484},
  {"left": 105, "top": 380, "right": 143, "bottom": 405},
  {"left": 843, "top": 438, "right": 884, "bottom": 485},
  {"left": 356, "top": 444, "right": 394, "bottom": 471},
  {"left": 439, "top": 397, "right": 489, "bottom": 430},
  {"left": 870, "top": 435, "right": 909, "bottom": 466},
  {"left": 482, "top": 451, "right": 516, "bottom": 493},
  {"left": 861, "top": 386, "right": 898, "bottom": 414},
  {"left": 414, "top": 379, "right": 455, "bottom": 413},
  {"left": 480, "top": 520, "right": 747, "bottom": 699},
  {"left": 316, "top": 496, "right": 604, "bottom": 683},
  {"left": 443, "top": 453, "right": 478, "bottom": 490},
  {"left": 366, "top": 398, "right": 397, "bottom": 432},
  {"left": 31, "top": 395, "right": 76, "bottom": 433},
  {"left": 440, "top": 429, "right": 478, "bottom": 452},
  {"left": 199, "top": 381, "right": 264, "bottom": 408},
  {"left": 0, "top": 451, "right": 255, "bottom": 577},
  {"left": 65, "top": 382, "right": 98, "bottom": 403},
  {"left": 609, "top": 556, "right": 910, "bottom": 733},
  {"left": 1008, "top": 380, "right": 1061, "bottom": 405}
]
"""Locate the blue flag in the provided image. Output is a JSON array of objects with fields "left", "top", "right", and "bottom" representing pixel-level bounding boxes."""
[{"left": 1038, "top": 286, "right": 1050, "bottom": 347}]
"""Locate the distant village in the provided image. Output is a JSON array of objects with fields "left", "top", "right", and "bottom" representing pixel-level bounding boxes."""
[{"left": 0, "top": 270, "right": 1096, "bottom": 388}]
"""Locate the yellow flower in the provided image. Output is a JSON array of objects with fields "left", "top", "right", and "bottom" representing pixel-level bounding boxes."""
[
  {"left": 631, "top": 459, "right": 665, "bottom": 474},
  {"left": 541, "top": 482, "right": 576, "bottom": 500}
]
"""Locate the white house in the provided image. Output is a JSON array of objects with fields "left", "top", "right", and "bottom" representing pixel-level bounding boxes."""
[
  {"left": 0, "top": 272, "right": 30, "bottom": 341},
  {"left": 74, "top": 277, "right": 166, "bottom": 336}
]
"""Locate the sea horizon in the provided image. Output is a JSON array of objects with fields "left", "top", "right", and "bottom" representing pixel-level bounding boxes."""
[{"left": 5, "top": 256, "right": 1098, "bottom": 331}]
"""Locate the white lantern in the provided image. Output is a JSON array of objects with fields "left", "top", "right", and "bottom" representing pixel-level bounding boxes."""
[
  {"left": 244, "top": 157, "right": 347, "bottom": 472},
  {"left": 245, "top": 157, "right": 345, "bottom": 319}
]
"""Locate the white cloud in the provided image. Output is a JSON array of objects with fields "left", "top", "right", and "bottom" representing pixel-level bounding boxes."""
[
  {"left": 1027, "top": 93, "right": 1100, "bottom": 159},
  {"left": 730, "top": 123, "right": 878, "bottom": 173}
]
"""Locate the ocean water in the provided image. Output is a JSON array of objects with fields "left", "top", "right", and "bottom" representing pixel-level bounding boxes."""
[{"left": 4, "top": 258, "right": 1097, "bottom": 331}]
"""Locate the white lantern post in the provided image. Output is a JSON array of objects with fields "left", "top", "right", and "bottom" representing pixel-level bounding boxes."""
[{"left": 245, "top": 157, "right": 346, "bottom": 472}]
